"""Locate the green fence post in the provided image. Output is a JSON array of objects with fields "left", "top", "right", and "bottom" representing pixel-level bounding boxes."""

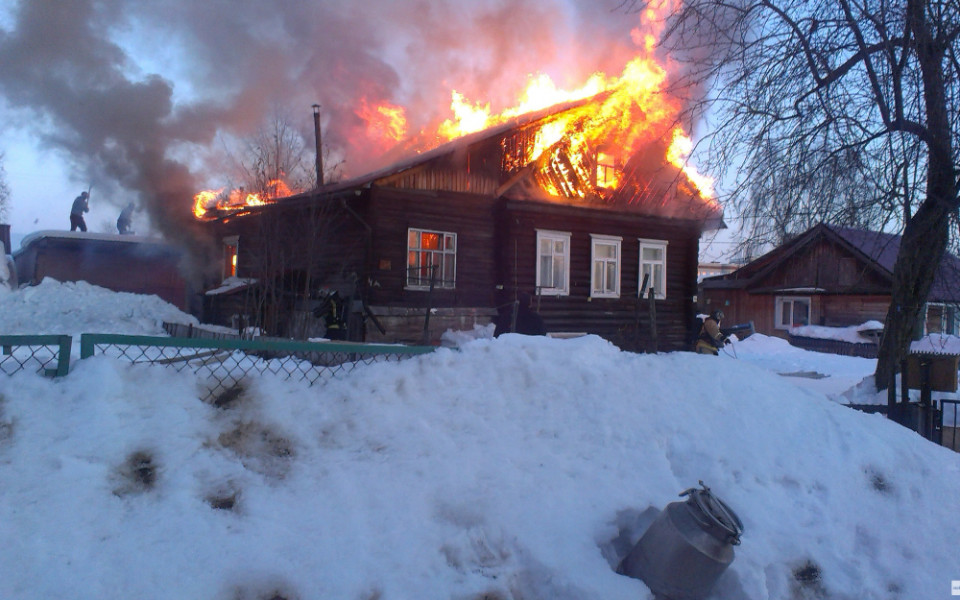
[
  {"left": 54, "top": 335, "right": 72, "bottom": 377},
  {"left": 80, "top": 334, "right": 96, "bottom": 360}
]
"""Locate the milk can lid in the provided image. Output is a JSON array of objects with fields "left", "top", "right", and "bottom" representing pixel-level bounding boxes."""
[{"left": 680, "top": 481, "right": 744, "bottom": 545}]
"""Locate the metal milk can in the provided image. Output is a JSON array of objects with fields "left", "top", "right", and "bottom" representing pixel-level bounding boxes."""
[{"left": 618, "top": 481, "right": 744, "bottom": 600}]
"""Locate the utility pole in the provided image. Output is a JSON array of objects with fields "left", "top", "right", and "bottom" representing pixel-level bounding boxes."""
[{"left": 312, "top": 104, "right": 324, "bottom": 187}]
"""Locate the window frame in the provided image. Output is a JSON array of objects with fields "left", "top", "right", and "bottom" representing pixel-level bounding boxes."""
[
  {"left": 406, "top": 227, "right": 457, "bottom": 290},
  {"left": 536, "top": 229, "right": 571, "bottom": 296},
  {"left": 590, "top": 234, "right": 622, "bottom": 298},
  {"left": 638, "top": 238, "right": 668, "bottom": 300},
  {"left": 222, "top": 235, "right": 239, "bottom": 280},
  {"left": 775, "top": 296, "right": 812, "bottom": 329}
]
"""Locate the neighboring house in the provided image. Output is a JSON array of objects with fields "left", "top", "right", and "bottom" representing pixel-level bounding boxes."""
[
  {"left": 200, "top": 100, "right": 723, "bottom": 349},
  {"left": 13, "top": 230, "right": 188, "bottom": 310},
  {"left": 700, "top": 223, "right": 960, "bottom": 338},
  {"left": 697, "top": 261, "right": 738, "bottom": 282}
]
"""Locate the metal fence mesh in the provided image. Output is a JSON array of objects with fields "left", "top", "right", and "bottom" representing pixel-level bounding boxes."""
[
  {"left": 80, "top": 334, "right": 434, "bottom": 402},
  {"left": 0, "top": 336, "right": 71, "bottom": 377}
]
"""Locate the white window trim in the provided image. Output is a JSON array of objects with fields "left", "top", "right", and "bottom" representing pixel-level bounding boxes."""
[
  {"left": 536, "top": 229, "right": 571, "bottom": 296},
  {"left": 406, "top": 228, "right": 457, "bottom": 290},
  {"left": 638, "top": 238, "right": 668, "bottom": 300},
  {"left": 590, "top": 234, "right": 622, "bottom": 298},
  {"left": 775, "top": 295, "right": 812, "bottom": 329}
]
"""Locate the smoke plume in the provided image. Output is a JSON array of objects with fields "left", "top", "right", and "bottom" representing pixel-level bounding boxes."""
[{"left": 0, "top": 0, "right": 651, "bottom": 271}]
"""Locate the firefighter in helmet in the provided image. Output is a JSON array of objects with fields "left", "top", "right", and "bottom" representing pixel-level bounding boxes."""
[{"left": 695, "top": 309, "right": 731, "bottom": 355}]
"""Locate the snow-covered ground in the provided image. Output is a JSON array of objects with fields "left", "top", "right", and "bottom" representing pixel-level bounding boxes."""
[{"left": 1, "top": 280, "right": 958, "bottom": 600}]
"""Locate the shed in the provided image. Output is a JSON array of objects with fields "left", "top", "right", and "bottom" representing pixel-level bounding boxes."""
[{"left": 13, "top": 230, "right": 188, "bottom": 310}]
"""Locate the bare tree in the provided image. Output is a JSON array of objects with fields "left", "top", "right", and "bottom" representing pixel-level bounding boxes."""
[
  {"left": 237, "top": 106, "right": 317, "bottom": 196},
  {"left": 0, "top": 152, "right": 10, "bottom": 223},
  {"left": 627, "top": 0, "right": 959, "bottom": 398}
]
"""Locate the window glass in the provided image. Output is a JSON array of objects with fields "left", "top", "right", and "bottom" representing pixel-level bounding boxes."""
[
  {"left": 536, "top": 230, "right": 571, "bottom": 295},
  {"left": 775, "top": 296, "right": 812, "bottom": 329},
  {"left": 591, "top": 235, "right": 621, "bottom": 298},
  {"left": 638, "top": 239, "right": 667, "bottom": 299},
  {"left": 407, "top": 228, "right": 456, "bottom": 289},
  {"left": 794, "top": 300, "right": 810, "bottom": 325}
]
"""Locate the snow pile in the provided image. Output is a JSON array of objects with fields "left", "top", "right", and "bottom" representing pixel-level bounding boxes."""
[
  {"left": 789, "top": 321, "right": 884, "bottom": 343},
  {"left": 733, "top": 333, "right": 875, "bottom": 398},
  {"left": 440, "top": 322, "right": 495, "bottom": 347},
  {"left": 1, "top": 331, "right": 959, "bottom": 599},
  {"left": 1, "top": 285, "right": 959, "bottom": 599},
  {"left": 0, "top": 277, "right": 196, "bottom": 336}
]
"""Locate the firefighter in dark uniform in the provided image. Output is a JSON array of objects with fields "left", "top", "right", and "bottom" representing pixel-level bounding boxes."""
[{"left": 315, "top": 291, "right": 346, "bottom": 340}]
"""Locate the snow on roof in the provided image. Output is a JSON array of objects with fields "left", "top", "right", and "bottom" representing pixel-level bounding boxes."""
[
  {"left": 204, "top": 277, "right": 257, "bottom": 296},
  {"left": 910, "top": 333, "right": 960, "bottom": 356},
  {"left": 790, "top": 322, "right": 883, "bottom": 343},
  {"left": 15, "top": 230, "right": 176, "bottom": 255}
]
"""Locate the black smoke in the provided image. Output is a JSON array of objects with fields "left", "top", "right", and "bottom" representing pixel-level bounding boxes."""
[{"left": 0, "top": 0, "right": 644, "bottom": 274}]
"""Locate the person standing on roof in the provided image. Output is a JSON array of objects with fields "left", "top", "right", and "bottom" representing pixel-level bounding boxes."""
[
  {"left": 695, "top": 309, "right": 731, "bottom": 355},
  {"left": 117, "top": 202, "right": 135, "bottom": 234},
  {"left": 70, "top": 191, "right": 90, "bottom": 232}
]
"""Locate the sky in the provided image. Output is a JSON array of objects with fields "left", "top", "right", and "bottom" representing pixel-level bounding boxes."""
[
  {"left": 1, "top": 278, "right": 959, "bottom": 599},
  {"left": 0, "top": 1, "right": 737, "bottom": 246}
]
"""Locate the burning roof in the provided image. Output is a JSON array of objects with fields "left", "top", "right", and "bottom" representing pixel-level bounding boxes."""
[{"left": 194, "top": 52, "right": 721, "bottom": 225}]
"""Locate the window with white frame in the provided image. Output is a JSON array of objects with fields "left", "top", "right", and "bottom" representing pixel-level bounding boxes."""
[
  {"left": 775, "top": 296, "right": 811, "bottom": 329},
  {"left": 407, "top": 228, "right": 456, "bottom": 289},
  {"left": 591, "top": 234, "right": 621, "bottom": 298},
  {"left": 536, "top": 229, "right": 571, "bottom": 296},
  {"left": 638, "top": 238, "right": 668, "bottom": 299}
]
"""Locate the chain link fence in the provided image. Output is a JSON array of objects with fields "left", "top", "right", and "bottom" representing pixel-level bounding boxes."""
[
  {"left": 79, "top": 333, "right": 435, "bottom": 402},
  {"left": 0, "top": 335, "right": 72, "bottom": 377}
]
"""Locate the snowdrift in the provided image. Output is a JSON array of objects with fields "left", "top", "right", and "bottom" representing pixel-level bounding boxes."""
[{"left": 2, "top": 331, "right": 958, "bottom": 599}]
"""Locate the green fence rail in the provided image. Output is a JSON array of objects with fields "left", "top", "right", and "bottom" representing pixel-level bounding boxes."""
[
  {"left": 79, "top": 334, "right": 436, "bottom": 402},
  {"left": 0, "top": 335, "right": 72, "bottom": 377}
]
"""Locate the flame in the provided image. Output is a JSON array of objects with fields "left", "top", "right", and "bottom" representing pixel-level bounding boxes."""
[
  {"left": 438, "top": 92, "right": 491, "bottom": 138},
  {"left": 193, "top": 0, "right": 713, "bottom": 221},
  {"left": 666, "top": 128, "right": 715, "bottom": 198},
  {"left": 356, "top": 98, "right": 408, "bottom": 145},
  {"left": 193, "top": 179, "right": 295, "bottom": 220},
  {"left": 427, "top": 0, "right": 714, "bottom": 202},
  {"left": 431, "top": 53, "right": 713, "bottom": 200}
]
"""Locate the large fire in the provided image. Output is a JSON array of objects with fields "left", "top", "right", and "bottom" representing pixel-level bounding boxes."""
[
  {"left": 193, "top": 179, "right": 291, "bottom": 219},
  {"left": 194, "top": 1, "right": 714, "bottom": 219}
]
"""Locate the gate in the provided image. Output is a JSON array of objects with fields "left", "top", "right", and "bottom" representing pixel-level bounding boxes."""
[{"left": 940, "top": 399, "right": 960, "bottom": 452}]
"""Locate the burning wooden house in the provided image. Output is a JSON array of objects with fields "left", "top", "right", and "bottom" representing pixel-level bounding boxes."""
[{"left": 198, "top": 91, "right": 722, "bottom": 350}]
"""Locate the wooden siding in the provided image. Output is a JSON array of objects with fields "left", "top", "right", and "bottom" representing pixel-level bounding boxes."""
[
  {"left": 205, "top": 198, "right": 368, "bottom": 336},
  {"left": 499, "top": 200, "right": 700, "bottom": 351},
  {"left": 214, "top": 200, "right": 367, "bottom": 288},
  {"left": 377, "top": 167, "right": 500, "bottom": 196},
  {"left": 362, "top": 187, "right": 500, "bottom": 309},
  {"left": 702, "top": 289, "right": 892, "bottom": 339},
  {"left": 752, "top": 237, "right": 890, "bottom": 294},
  {"left": 702, "top": 234, "right": 901, "bottom": 339},
  {"left": 205, "top": 188, "right": 708, "bottom": 348}
]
